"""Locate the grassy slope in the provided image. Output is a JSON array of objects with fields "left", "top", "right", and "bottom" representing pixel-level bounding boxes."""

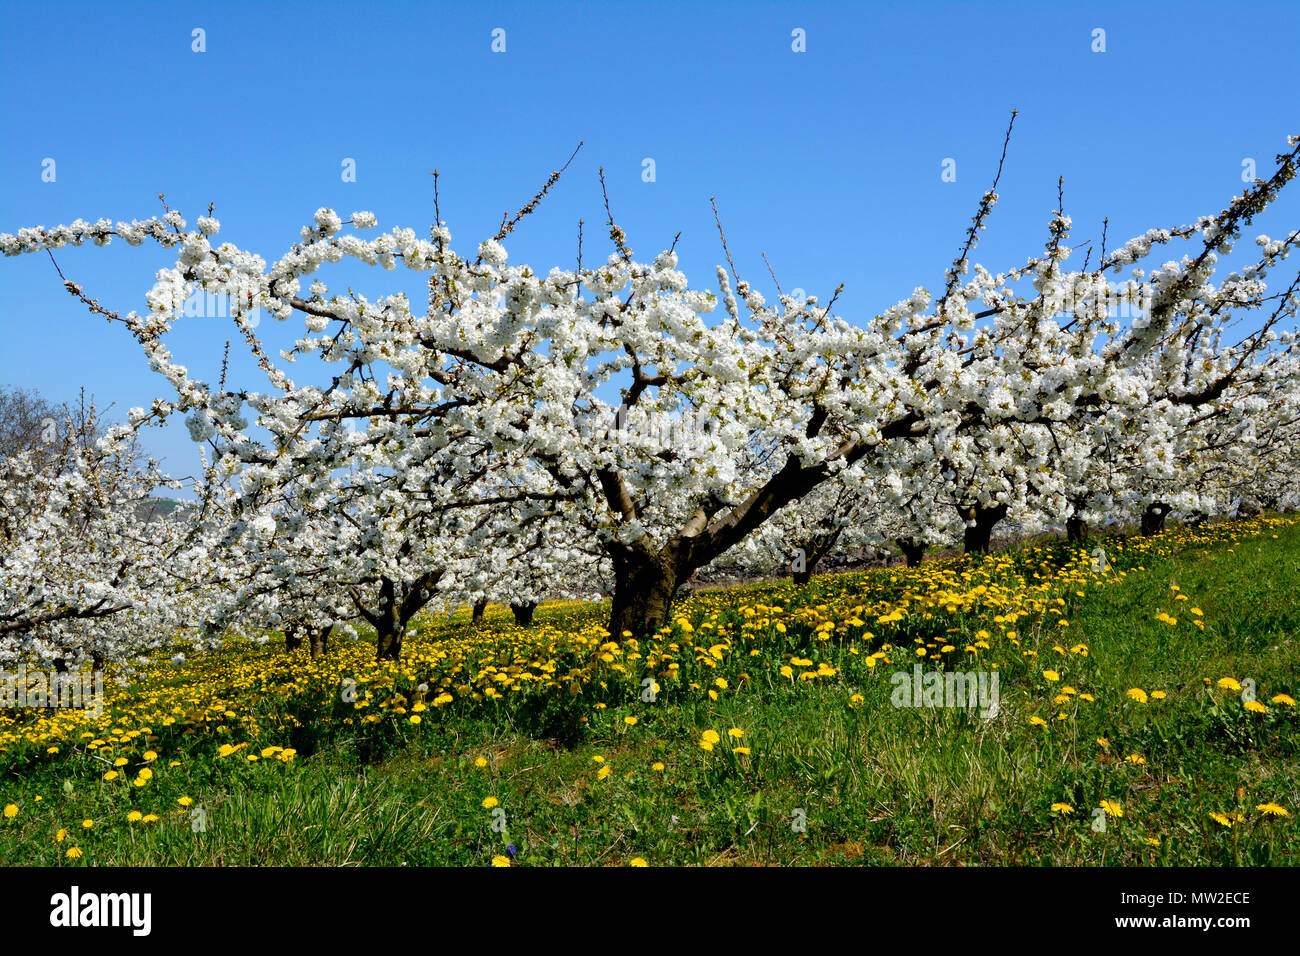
[{"left": 1, "top": 518, "right": 1297, "bottom": 866}]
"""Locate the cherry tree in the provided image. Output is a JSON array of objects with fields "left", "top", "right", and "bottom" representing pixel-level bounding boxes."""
[{"left": 3, "top": 127, "right": 1298, "bottom": 645}]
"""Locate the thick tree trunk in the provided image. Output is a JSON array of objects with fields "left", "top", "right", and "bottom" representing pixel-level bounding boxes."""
[
  {"left": 607, "top": 546, "right": 682, "bottom": 640},
  {"left": 961, "top": 503, "right": 1008, "bottom": 554},
  {"left": 897, "top": 537, "right": 925, "bottom": 568},
  {"left": 1066, "top": 516, "right": 1088, "bottom": 543},
  {"left": 374, "top": 595, "right": 403, "bottom": 660},
  {"left": 308, "top": 624, "right": 332, "bottom": 659},
  {"left": 284, "top": 621, "right": 303, "bottom": 653},
  {"left": 1140, "top": 502, "right": 1171, "bottom": 537},
  {"left": 511, "top": 602, "right": 537, "bottom": 627},
  {"left": 374, "top": 578, "right": 404, "bottom": 661},
  {"left": 357, "top": 569, "right": 443, "bottom": 661},
  {"left": 472, "top": 598, "right": 488, "bottom": 624}
]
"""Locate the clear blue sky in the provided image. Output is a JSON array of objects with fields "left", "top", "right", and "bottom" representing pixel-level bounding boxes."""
[{"left": 2, "top": 0, "right": 1297, "bottom": 479}]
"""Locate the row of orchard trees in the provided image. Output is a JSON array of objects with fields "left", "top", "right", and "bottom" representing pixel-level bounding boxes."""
[{"left": 3, "top": 124, "right": 1299, "bottom": 666}]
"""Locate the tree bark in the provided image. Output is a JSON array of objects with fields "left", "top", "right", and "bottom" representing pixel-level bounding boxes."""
[
  {"left": 1140, "top": 502, "right": 1171, "bottom": 537},
  {"left": 1066, "top": 515, "right": 1088, "bottom": 543},
  {"left": 961, "top": 503, "right": 1008, "bottom": 554},
  {"left": 354, "top": 569, "right": 443, "bottom": 661},
  {"left": 472, "top": 598, "right": 488, "bottom": 624},
  {"left": 284, "top": 621, "right": 303, "bottom": 653},
  {"left": 308, "top": 624, "right": 332, "bottom": 659},
  {"left": 792, "top": 525, "right": 844, "bottom": 588},
  {"left": 511, "top": 602, "right": 537, "bottom": 627},
  {"left": 897, "top": 537, "right": 926, "bottom": 567},
  {"left": 607, "top": 544, "right": 683, "bottom": 640}
]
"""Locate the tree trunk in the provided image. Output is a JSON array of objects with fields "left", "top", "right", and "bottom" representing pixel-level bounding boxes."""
[
  {"left": 961, "top": 503, "right": 1008, "bottom": 554},
  {"left": 1140, "top": 502, "right": 1171, "bottom": 537},
  {"left": 897, "top": 537, "right": 925, "bottom": 568},
  {"left": 1066, "top": 516, "right": 1088, "bottom": 543},
  {"left": 354, "top": 568, "right": 444, "bottom": 662},
  {"left": 471, "top": 598, "right": 488, "bottom": 624},
  {"left": 792, "top": 525, "right": 843, "bottom": 588},
  {"left": 375, "top": 622, "right": 401, "bottom": 660},
  {"left": 309, "top": 624, "right": 332, "bottom": 659},
  {"left": 511, "top": 602, "right": 537, "bottom": 627},
  {"left": 374, "top": 579, "right": 404, "bottom": 661},
  {"left": 284, "top": 621, "right": 303, "bottom": 653},
  {"left": 607, "top": 545, "right": 682, "bottom": 640}
]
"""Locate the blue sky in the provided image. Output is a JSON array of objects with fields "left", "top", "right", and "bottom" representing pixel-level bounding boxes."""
[{"left": 2, "top": 0, "right": 1297, "bottom": 480}]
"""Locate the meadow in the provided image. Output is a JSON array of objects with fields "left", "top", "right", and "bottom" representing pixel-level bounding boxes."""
[{"left": 2, "top": 514, "right": 1297, "bottom": 866}]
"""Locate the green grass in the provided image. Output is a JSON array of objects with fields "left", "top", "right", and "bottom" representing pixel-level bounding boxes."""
[{"left": 2, "top": 518, "right": 1298, "bottom": 866}]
